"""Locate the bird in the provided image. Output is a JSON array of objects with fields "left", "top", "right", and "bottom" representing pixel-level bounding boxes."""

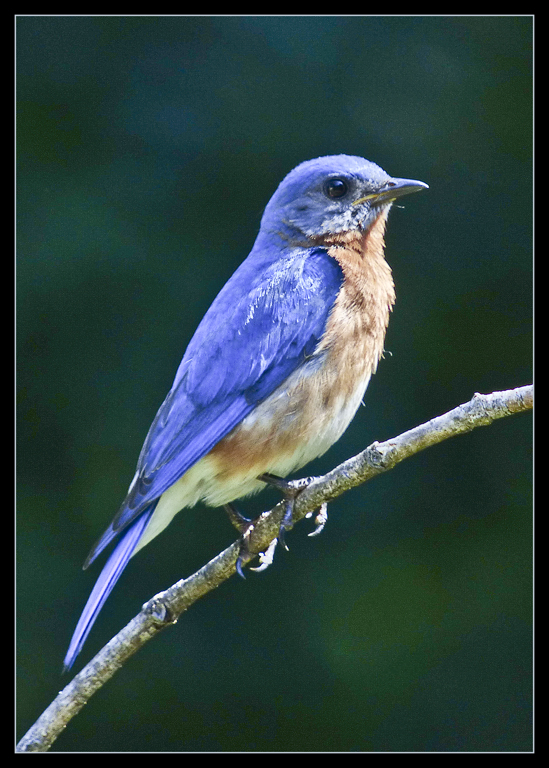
[{"left": 63, "top": 154, "right": 428, "bottom": 671}]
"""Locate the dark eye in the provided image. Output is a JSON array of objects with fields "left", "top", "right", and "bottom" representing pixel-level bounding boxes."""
[{"left": 324, "top": 178, "right": 348, "bottom": 199}]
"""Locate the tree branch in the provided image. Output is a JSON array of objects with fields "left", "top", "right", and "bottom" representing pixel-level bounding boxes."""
[{"left": 16, "top": 384, "right": 532, "bottom": 753}]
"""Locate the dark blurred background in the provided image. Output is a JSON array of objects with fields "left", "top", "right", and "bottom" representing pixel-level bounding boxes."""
[{"left": 17, "top": 16, "right": 532, "bottom": 753}]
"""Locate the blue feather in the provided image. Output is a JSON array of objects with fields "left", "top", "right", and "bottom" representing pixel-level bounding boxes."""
[{"left": 63, "top": 505, "right": 156, "bottom": 671}]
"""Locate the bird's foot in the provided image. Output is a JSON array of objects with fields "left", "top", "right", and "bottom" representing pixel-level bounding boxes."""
[
  {"left": 257, "top": 472, "right": 313, "bottom": 549},
  {"left": 225, "top": 474, "right": 328, "bottom": 578},
  {"left": 247, "top": 501, "right": 327, "bottom": 572},
  {"left": 259, "top": 476, "right": 328, "bottom": 538},
  {"left": 305, "top": 502, "right": 328, "bottom": 537}
]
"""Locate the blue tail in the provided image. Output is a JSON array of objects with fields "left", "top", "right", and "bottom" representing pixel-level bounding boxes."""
[{"left": 63, "top": 508, "right": 154, "bottom": 672}]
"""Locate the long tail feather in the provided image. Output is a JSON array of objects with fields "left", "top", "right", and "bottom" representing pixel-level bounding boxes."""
[{"left": 63, "top": 507, "right": 154, "bottom": 672}]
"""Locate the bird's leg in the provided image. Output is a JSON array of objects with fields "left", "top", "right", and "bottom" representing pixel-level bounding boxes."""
[
  {"left": 224, "top": 503, "right": 253, "bottom": 578},
  {"left": 224, "top": 502, "right": 251, "bottom": 533},
  {"left": 259, "top": 473, "right": 328, "bottom": 538},
  {"left": 226, "top": 474, "right": 326, "bottom": 579},
  {"left": 257, "top": 472, "right": 313, "bottom": 549}
]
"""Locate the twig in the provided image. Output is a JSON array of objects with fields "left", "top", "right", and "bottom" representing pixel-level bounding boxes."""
[{"left": 16, "top": 384, "right": 532, "bottom": 752}]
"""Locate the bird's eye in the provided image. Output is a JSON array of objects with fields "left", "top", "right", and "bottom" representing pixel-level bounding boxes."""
[{"left": 324, "top": 178, "right": 348, "bottom": 199}]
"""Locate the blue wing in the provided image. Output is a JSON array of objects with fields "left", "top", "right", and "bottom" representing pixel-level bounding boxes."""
[
  {"left": 86, "top": 247, "right": 343, "bottom": 565},
  {"left": 63, "top": 247, "right": 343, "bottom": 670}
]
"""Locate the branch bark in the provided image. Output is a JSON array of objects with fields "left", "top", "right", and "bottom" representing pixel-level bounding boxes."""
[{"left": 16, "top": 384, "right": 533, "bottom": 753}]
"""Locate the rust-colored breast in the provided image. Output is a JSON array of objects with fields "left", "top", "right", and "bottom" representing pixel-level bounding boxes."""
[{"left": 317, "top": 208, "right": 396, "bottom": 395}]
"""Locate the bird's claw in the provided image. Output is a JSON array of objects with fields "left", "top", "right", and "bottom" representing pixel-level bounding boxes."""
[
  {"left": 258, "top": 473, "right": 313, "bottom": 545},
  {"left": 306, "top": 502, "right": 328, "bottom": 537},
  {"left": 234, "top": 521, "right": 255, "bottom": 579},
  {"left": 249, "top": 538, "right": 278, "bottom": 572},
  {"left": 229, "top": 476, "right": 327, "bottom": 577}
]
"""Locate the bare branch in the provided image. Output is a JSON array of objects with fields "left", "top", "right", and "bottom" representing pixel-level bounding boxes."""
[{"left": 16, "top": 384, "right": 532, "bottom": 753}]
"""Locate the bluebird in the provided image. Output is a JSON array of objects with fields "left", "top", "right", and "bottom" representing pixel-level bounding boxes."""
[{"left": 63, "top": 154, "right": 428, "bottom": 670}]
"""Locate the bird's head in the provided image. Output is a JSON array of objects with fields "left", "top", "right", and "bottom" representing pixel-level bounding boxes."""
[{"left": 260, "top": 154, "right": 428, "bottom": 243}]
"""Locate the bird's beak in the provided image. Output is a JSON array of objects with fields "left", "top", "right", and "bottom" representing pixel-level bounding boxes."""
[{"left": 353, "top": 178, "right": 429, "bottom": 207}]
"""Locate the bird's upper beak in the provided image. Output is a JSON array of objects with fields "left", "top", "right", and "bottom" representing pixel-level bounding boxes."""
[{"left": 353, "top": 177, "right": 429, "bottom": 207}]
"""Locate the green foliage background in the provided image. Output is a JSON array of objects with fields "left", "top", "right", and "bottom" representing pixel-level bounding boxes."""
[{"left": 17, "top": 16, "right": 532, "bottom": 752}]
